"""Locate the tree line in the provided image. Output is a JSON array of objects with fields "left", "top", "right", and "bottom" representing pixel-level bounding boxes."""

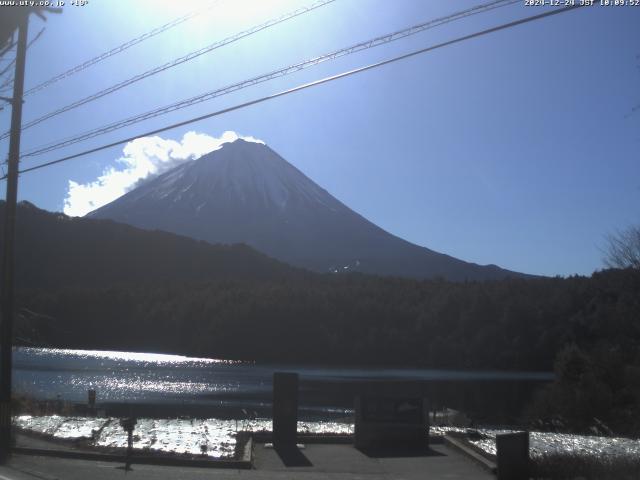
[{"left": 4, "top": 201, "right": 640, "bottom": 435}]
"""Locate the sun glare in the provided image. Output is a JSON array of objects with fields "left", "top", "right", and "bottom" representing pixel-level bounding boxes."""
[
  {"left": 127, "top": 0, "right": 303, "bottom": 51},
  {"left": 148, "top": 0, "right": 302, "bottom": 33}
]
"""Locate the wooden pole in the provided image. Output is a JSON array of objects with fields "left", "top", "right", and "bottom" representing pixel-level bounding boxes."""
[{"left": 0, "top": 10, "right": 29, "bottom": 462}]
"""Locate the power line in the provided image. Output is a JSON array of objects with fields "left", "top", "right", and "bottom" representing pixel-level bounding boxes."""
[
  {"left": 1, "top": 0, "right": 337, "bottom": 141},
  {"left": 3, "top": 3, "right": 589, "bottom": 181},
  {"left": 22, "top": 1, "right": 220, "bottom": 97},
  {"left": 0, "top": 27, "right": 45, "bottom": 112},
  {"left": 0, "top": 57, "right": 16, "bottom": 80},
  {"left": 0, "top": 76, "right": 13, "bottom": 92},
  {"left": 0, "top": 42, "right": 23, "bottom": 94},
  {"left": 0, "top": 39, "right": 16, "bottom": 60},
  {"left": 0, "top": 27, "right": 44, "bottom": 80},
  {"left": 20, "top": 0, "right": 519, "bottom": 158}
]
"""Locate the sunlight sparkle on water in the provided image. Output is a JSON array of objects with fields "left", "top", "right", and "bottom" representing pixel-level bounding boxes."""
[{"left": 24, "top": 347, "right": 231, "bottom": 365}]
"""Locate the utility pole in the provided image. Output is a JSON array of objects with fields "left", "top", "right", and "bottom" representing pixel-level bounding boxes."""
[{"left": 0, "top": 11, "right": 29, "bottom": 463}]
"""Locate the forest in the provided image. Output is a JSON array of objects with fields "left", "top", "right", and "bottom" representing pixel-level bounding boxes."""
[{"left": 4, "top": 201, "right": 640, "bottom": 434}]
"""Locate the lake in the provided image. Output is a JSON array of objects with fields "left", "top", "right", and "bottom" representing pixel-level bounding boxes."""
[{"left": 13, "top": 347, "right": 553, "bottom": 418}]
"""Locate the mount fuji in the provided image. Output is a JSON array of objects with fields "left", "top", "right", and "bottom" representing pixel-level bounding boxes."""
[{"left": 87, "top": 138, "right": 525, "bottom": 281}]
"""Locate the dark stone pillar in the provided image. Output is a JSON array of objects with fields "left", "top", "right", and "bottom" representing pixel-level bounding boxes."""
[
  {"left": 273, "top": 372, "right": 298, "bottom": 447},
  {"left": 496, "top": 431, "right": 529, "bottom": 480}
]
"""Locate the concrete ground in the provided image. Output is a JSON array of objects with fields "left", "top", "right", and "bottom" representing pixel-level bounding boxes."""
[{"left": 0, "top": 442, "right": 494, "bottom": 480}]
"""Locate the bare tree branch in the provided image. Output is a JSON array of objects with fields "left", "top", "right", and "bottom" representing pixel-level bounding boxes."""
[{"left": 603, "top": 225, "right": 640, "bottom": 269}]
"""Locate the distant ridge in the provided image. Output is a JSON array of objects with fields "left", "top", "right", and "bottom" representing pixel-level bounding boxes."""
[
  {"left": 88, "top": 138, "right": 528, "bottom": 281},
  {"left": 0, "top": 200, "right": 299, "bottom": 289}
]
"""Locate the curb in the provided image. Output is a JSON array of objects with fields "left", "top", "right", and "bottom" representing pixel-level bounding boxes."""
[
  {"left": 251, "top": 433, "right": 353, "bottom": 444},
  {"left": 12, "top": 446, "right": 252, "bottom": 469},
  {"left": 241, "top": 436, "right": 253, "bottom": 464},
  {"left": 444, "top": 434, "right": 497, "bottom": 474}
]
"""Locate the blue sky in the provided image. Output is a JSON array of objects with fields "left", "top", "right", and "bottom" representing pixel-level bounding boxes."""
[{"left": 0, "top": 0, "right": 638, "bottom": 277}]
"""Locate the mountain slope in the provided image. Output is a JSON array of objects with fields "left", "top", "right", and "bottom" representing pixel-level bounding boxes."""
[
  {"left": 89, "top": 139, "right": 526, "bottom": 281},
  {"left": 0, "top": 201, "right": 299, "bottom": 290}
]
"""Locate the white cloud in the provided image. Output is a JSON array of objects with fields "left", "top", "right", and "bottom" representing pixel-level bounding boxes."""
[{"left": 63, "top": 131, "right": 264, "bottom": 217}]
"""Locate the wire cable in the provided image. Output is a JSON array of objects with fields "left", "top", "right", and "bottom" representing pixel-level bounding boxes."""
[
  {"left": 0, "top": 39, "right": 16, "bottom": 60},
  {"left": 0, "top": 75, "right": 13, "bottom": 92},
  {"left": 0, "top": 58, "right": 16, "bottom": 81},
  {"left": 1, "top": 0, "right": 337, "bottom": 141},
  {"left": 0, "top": 27, "right": 45, "bottom": 112},
  {"left": 2, "top": 3, "right": 589, "bottom": 181},
  {"left": 0, "top": 27, "right": 45, "bottom": 80},
  {"left": 22, "top": 1, "right": 220, "bottom": 97},
  {"left": 20, "top": 0, "right": 519, "bottom": 158}
]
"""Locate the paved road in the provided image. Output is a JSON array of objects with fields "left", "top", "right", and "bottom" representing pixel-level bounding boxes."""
[{"left": 0, "top": 443, "right": 494, "bottom": 480}]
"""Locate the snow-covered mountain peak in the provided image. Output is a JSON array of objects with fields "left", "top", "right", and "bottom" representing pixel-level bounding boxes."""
[
  {"left": 88, "top": 137, "right": 526, "bottom": 280},
  {"left": 181, "top": 139, "right": 337, "bottom": 211},
  {"left": 100, "top": 138, "right": 340, "bottom": 215}
]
